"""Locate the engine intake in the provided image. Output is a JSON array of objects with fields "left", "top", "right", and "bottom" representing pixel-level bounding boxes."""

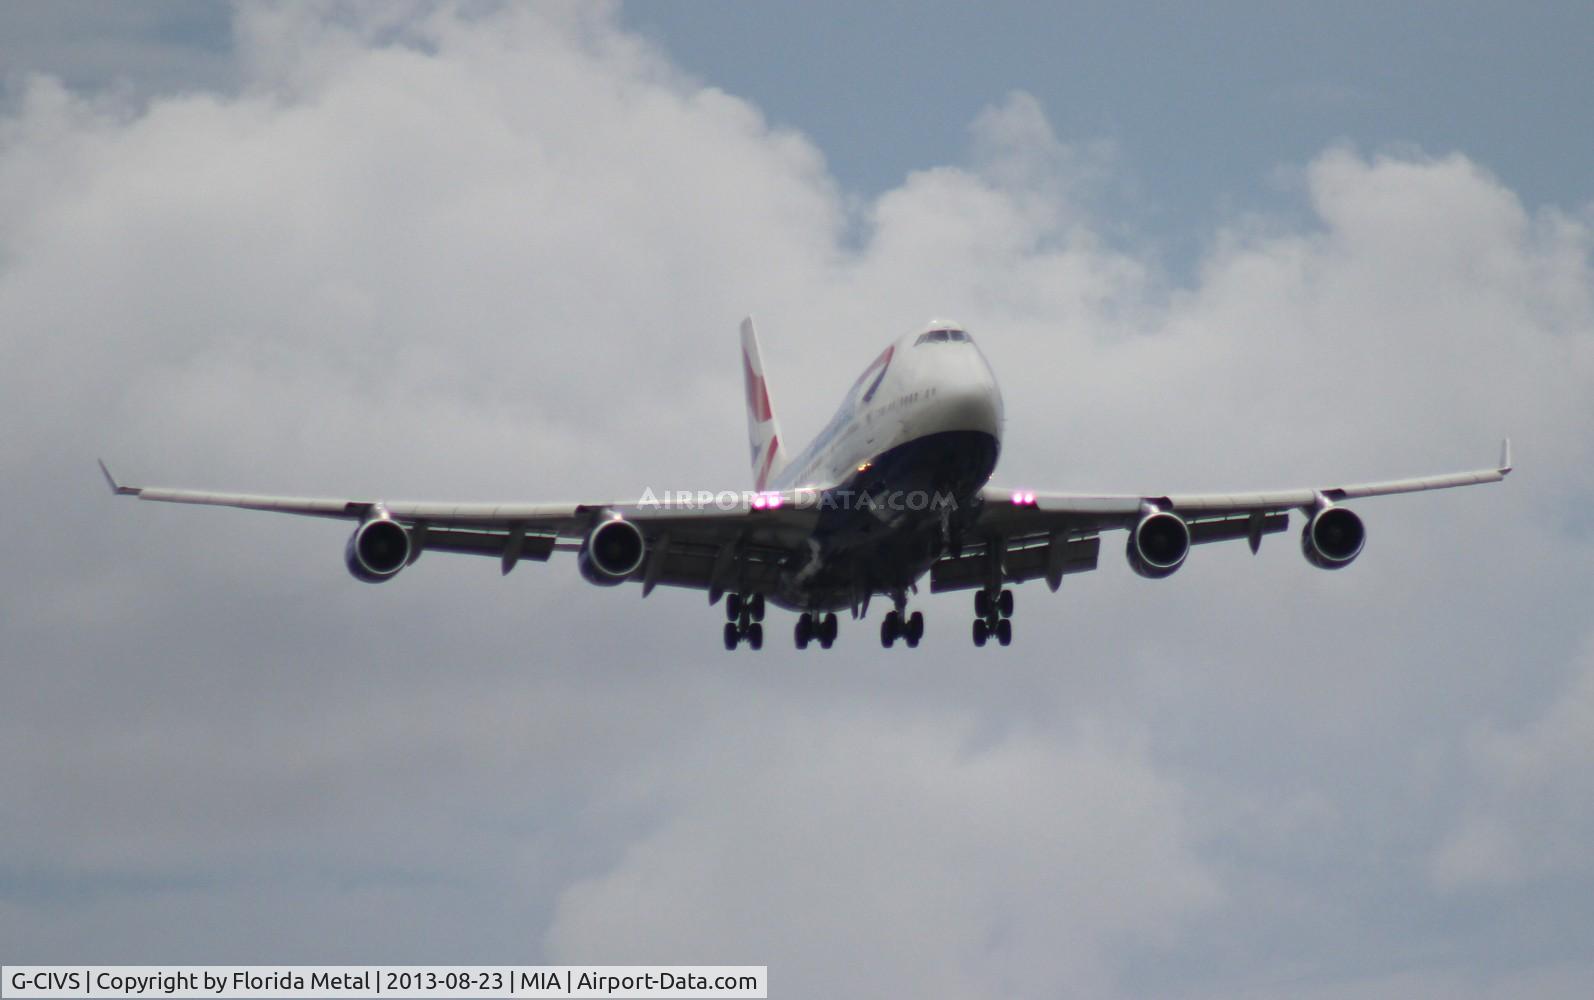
[
  {"left": 1302, "top": 505, "right": 1365, "bottom": 569},
  {"left": 345, "top": 518, "right": 410, "bottom": 583},
  {"left": 579, "top": 517, "right": 646, "bottom": 585},
  {"left": 1126, "top": 510, "right": 1190, "bottom": 579}
]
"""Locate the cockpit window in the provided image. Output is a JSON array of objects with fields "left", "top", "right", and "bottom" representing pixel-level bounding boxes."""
[{"left": 914, "top": 328, "right": 968, "bottom": 345}]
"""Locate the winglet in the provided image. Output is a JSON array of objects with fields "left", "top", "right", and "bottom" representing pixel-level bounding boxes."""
[
  {"left": 98, "top": 459, "right": 140, "bottom": 497},
  {"left": 1499, "top": 437, "right": 1513, "bottom": 475}
]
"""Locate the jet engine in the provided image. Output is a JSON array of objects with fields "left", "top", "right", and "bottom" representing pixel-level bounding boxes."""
[
  {"left": 579, "top": 517, "right": 646, "bottom": 586},
  {"left": 1126, "top": 509, "right": 1191, "bottom": 579},
  {"left": 345, "top": 517, "right": 410, "bottom": 583},
  {"left": 1301, "top": 505, "right": 1365, "bottom": 570}
]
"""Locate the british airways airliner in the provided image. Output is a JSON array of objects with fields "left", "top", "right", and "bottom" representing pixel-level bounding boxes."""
[{"left": 101, "top": 318, "right": 1510, "bottom": 650}]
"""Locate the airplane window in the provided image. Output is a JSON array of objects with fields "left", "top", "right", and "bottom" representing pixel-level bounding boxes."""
[{"left": 914, "top": 330, "right": 953, "bottom": 345}]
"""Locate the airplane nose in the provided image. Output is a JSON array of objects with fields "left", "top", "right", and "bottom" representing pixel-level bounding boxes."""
[{"left": 934, "top": 359, "right": 1003, "bottom": 438}]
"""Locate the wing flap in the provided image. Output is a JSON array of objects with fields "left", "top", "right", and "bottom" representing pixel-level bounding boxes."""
[
  {"left": 649, "top": 553, "right": 785, "bottom": 594},
  {"left": 1188, "top": 511, "right": 1289, "bottom": 545},
  {"left": 416, "top": 527, "right": 558, "bottom": 562},
  {"left": 931, "top": 535, "right": 1100, "bottom": 593}
]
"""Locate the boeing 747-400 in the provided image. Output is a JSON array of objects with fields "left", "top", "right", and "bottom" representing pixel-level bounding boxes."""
[{"left": 102, "top": 318, "right": 1510, "bottom": 650}]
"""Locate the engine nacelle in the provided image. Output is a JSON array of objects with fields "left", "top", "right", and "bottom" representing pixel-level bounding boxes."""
[
  {"left": 1301, "top": 505, "right": 1365, "bottom": 570},
  {"left": 345, "top": 518, "right": 410, "bottom": 583},
  {"left": 578, "top": 517, "right": 646, "bottom": 586},
  {"left": 1126, "top": 509, "right": 1191, "bottom": 579}
]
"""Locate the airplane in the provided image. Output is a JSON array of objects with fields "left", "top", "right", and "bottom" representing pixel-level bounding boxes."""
[{"left": 100, "top": 318, "right": 1511, "bottom": 650}]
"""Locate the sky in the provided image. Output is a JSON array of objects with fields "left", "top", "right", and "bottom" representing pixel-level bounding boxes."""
[{"left": 2, "top": 3, "right": 1592, "bottom": 997}]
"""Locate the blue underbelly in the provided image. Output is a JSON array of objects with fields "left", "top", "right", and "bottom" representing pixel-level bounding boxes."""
[{"left": 793, "top": 429, "right": 999, "bottom": 598}]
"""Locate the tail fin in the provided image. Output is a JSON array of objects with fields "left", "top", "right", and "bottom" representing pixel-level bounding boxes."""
[{"left": 740, "top": 316, "right": 789, "bottom": 491}]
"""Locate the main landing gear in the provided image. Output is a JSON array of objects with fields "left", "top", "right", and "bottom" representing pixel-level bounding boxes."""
[
  {"left": 795, "top": 612, "right": 838, "bottom": 650},
  {"left": 879, "top": 609, "right": 924, "bottom": 648},
  {"left": 972, "top": 588, "right": 1013, "bottom": 647},
  {"left": 723, "top": 591, "right": 765, "bottom": 650},
  {"left": 879, "top": 593, "right": 925, "bottom": 649}
]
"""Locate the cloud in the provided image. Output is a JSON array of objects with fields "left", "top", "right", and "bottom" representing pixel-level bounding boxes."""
[
  {"left": 1433, "top": 640, "right": 1594, "bottom": 889},
  {"left": 547, "top": 712, "right": 1217, "bottom": 999},
  {"left": 2, "top": 3, "right": 1593, "bottom": 995}
]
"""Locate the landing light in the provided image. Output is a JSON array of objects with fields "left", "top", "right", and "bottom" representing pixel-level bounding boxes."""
[
  {"left": 751, "top": 492, "right": 784, "bottom": 510},
  {"left": 1011, "top": 490, "right": 1037, "bottom": 506}
]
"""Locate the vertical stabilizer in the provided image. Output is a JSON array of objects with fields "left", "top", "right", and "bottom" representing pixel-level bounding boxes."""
[{"left": 740, "top": 317, "right": 789, "bottom": 491}]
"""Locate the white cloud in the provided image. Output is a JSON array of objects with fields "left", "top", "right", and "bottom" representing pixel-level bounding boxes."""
[
  {"left": 547, "top": 713, "right": 1217, "bottom": 998},
  {"left": 1433, "top": 639, "right": 1594, "bottom": 889}
]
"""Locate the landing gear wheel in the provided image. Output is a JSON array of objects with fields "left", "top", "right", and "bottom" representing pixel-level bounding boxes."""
[
  {"left": 880, "top": 610, "right": 899, "bottom": 648},
  {"left": 723, "top": 622, "right": 739, "bottom": 650},
  {"left": 749, "top": 593, "right": 765, "bottom": 621},
  {"left": 995, "top": 618, "right": 1012, "bottom": 646},
  {"left": 997, "top": 589, "right": 1014, "bottom": 618},
  {"left": 975, "top": 590, "right": 991, "bottom": 619},
  {"left": 905, "top": 610, "right": 924, "bottom": 647},
  {"left": 973, "top": 618, "right": 989, "bottom": 647},
  {"left": 747, "top": 623, "right": 763, "bottom": 651},
  {"left": 820, "top": 613, "right": 837, "bottom": 648},
  {"left": 795, "top": 613, "right": 813, "bottom": 650},
  {"left": 726, "top": 593, "right": 741, "bottom": 621}
]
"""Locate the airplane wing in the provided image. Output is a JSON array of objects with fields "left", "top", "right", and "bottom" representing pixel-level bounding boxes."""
[
  {"left": 97, "top": 461, "right": 818, "bottom": 599},
  {"left": 933, "top": 440, "right": 1513, "bottom": 592}
]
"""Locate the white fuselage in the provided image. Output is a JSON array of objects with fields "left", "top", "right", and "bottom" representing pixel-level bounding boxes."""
[
  {"left": 757, "top": 324, "right": 1007, "bottom": 612},
  {"left": 772, "top": 327, "right": 1005, "bottom": 493}
]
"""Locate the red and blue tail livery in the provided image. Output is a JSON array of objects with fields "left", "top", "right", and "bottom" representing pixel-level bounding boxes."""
[{"left": 740, "top": 317, "right": 787, "bottom": 492}]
